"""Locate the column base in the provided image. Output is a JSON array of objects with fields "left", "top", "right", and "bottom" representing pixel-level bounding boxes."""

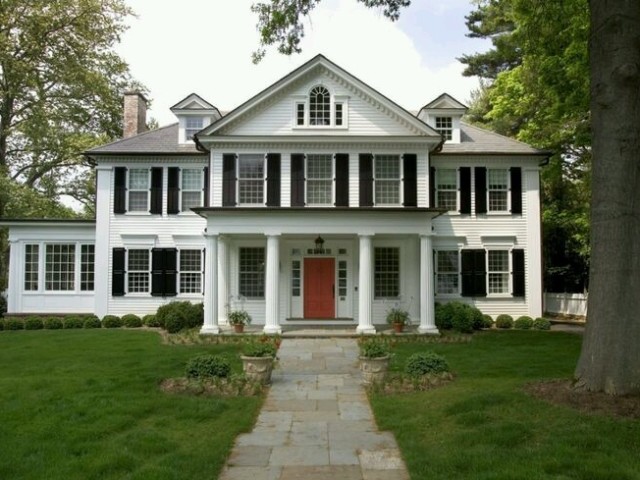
[
  {"left": 200, "top": 325, "right": 221, "bottom": 335},
  {"left": 418, "top": 326, "right": 440, "bottom": 335},
  {"left": 356, "top": 325, "right": 377, "bottom": 335},
  {"left": 263, "top": 325, "right": 282, "bottom": 335}
]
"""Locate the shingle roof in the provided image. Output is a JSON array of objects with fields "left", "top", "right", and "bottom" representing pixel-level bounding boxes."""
[
  {"left": 86, "top": 124, "right": 203, "bottom": 155},
  {"left": 437, "top": 122, "right": 548, "bottom": 155}
]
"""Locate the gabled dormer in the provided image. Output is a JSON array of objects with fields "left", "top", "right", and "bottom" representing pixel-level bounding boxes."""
[
  {"left": 171, "top": 94, "right": 221, "bottom": 144},
  {"left": 417, "top": 94, "right": 467, "bottom": 144}
]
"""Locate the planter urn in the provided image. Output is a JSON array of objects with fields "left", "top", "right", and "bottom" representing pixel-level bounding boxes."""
[
  {"left": 241, "top": 356, "right": 274, "bottom": 384},
  {"left": 359, "top": 355, "right": 390, "bottom": 385}
]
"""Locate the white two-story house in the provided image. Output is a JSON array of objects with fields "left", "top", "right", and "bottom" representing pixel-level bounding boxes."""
[{"left": 3, "top": 55, "right": 547, "bottom": 334}]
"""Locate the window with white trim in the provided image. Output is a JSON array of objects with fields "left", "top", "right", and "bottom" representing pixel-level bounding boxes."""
[
  {"left": 296, "top": 103, "right": 305, "bottom": 126},
  {"left": 239, "top": 247, "right": 265, "bottom": 298},
  {"left": 185, "top": 116, "right": 203, "bottom": 140},
  {"left": 338, "top": 260, "right": 348, "bottom": 297},
  {"left": 238, "top": 154, "right": 265, "bottom": 205},
  {"left": 45, "top": 244, "right": 76, "bottom": 291},
  {"left": 435, "top": 117, "right": 452, "bottom": 140},
  {"left": 181, "top": 168, "right": 203, "bottom": 211},
  {"left": 80, "top": 245, "right": 95, "bottom": 291},
  {"left": 24, "top": 244, "right": 39, "bottom": 291},
  {"left": 488, "top": 250, "right": 509, "bottom": 294},
  {"left": 128, "top": 169, "right": 149, "bottom": 212},
  {"left": 128, "top": 249, "right": 150, "bottom": 293},
  {"left": 179, "top": 249, "right": 202, "bottom": 294},
  {"left": 374, "top": 155, "right": 402, "bottom": 205},
  {"left": 488, "top": 169, "right": 509, "bottom": 212},
  {"left": 306, "top": 154, "right": 333, "bottom": 205},
  {"left": 436, "top": 169, "right": 457, "bottom": 210},
  {"left": 374, "top": 247, "right": 400, "bottom": 298},
  {"left": 436, "top": 250, "right": 459, "bottom": 295},
  {"left": 335, "top": 103, "right": 343, "bottom": 126},
  {"left": 291, "top": 260, "right": 301, "bottom": 297},
  {"left": 309, "top": 86, "right": 330, "bottom": 126}
]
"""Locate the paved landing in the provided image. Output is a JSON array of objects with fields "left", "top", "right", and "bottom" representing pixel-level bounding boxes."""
[{"left": 219, "top": 338, "right": 409, "bottom": 480}]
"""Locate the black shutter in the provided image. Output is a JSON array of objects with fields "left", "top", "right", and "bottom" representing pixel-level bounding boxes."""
[
  {"left": 429, "top": 166, "right": 436, "bottom": 208},
  {"left": 335, "top": 153, "right": 349, "bottom": 207},
  {"left": 512, "top": 249, "right": 525, "bottom": 297},
  {"left": 403, "top": 154, "right": 417, "bottom": 207},
  {"left": 151, "top": 248, "right": 165, "bottom": 296},
  {"left": 222, "top": 154, "right": 236, "bottom": 206},
  {"left": 475, "top": 167, "right": 487, "bottom": 214},
  {"left": 266, "top": 153, "right": 281, "bottom": 207},
  {"left": 510, "top": 167, "right": 522, "bottom": 214},
  {"left": 164, "top": 248, "right": 177, "bottom": 297},
  {"left": 359, "top": 154, "right": 373, "bottom": 207},
  {"left": 114, "top": 167, "right": 127, "bottom": 214},
  {"left": 459, "top": 167, "right": 471, "bottom": 214},
  {"left": 291, "top": 153, "right": 305, "bottom": 207},
  {"left": 167, "top": 167, "right": 180, "bottom": 214},
  {"left": 461, "top": 249, "right": 486, "bottom": 297},
  {"left": 150, "top": 167, "right": 163, "bottom": 214},
  {"left": 203, "top": 166, "right": 210, "bottom": 207},
  {"left": 112, "top": 248, "right": 126, "bottom": 296}
]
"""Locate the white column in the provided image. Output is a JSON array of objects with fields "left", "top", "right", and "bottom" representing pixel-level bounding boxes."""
[
  {"left": 217, "top": 235, "right": 228, "bottom": 325},
  {"left": 94, "top": 166, "right": 112, "bottom": 319},
  {"left": 263, "top": 234, "right": 282, "bottom": 334},
  {"left": 525, "top": 168, "right": 543, "bottom": 317},
  {"left": 201, "top": 233, "right": 220, "bottom": 334},
  {"left": 357, "top": 235, "right": 376, "bottom": 334},
  {"left": 419, "top": 234, "right": 439, "bottom": 334}
]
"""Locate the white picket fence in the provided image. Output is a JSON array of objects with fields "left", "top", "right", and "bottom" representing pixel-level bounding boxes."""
[{"left": 544, "top": 292, "right": 587, "bottom": 317}]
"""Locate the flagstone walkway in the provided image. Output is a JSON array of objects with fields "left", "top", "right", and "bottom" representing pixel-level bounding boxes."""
[{"left": 219, "top": 338, "right": 409, "bottom": 480}]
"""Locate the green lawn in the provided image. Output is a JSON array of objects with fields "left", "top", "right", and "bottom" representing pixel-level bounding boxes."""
[
  {"left": 0, "top": 329, "right": 262, "bottom": 480},
  {"left": 372, "top": 331, "right": 640, "bottom": 480}
]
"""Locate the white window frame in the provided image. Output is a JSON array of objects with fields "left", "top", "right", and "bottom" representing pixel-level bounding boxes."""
[
  {"left": 127, "top": 168, "right": 150, "bottom": 213},
  {"left": 305, "top": 153, "right": 334, "bottom": 206},
  {"left": 435, "top": 116, "right": 453, "bottom": 141},
  {"left": 80, "top": 244, "right": 95, "bottom": 292},
  {"left": 436, "top": 168, "right": 458, "bottom": 211},
  {"left": 374, "top": 154, "right": 403, "bottom": 206},
  {"left": 374, "top": 246, "right": 401, "bottom": 299},
  {"left": 24, "top": 244, "right": 39, "bottom": 292},
  {"left": 487, "top": 168, "right": 510, "bottom": 213},
  {"left": 292, "top": 91, "right": 349, "bottom": 129},
  {"left": 435, "top": 250, "right": 460, "bottom": 296},
  {"left": 237, "top": 154, "right": 266, "bottom": 206},
  {"left": 295, "top": 102, "right": 306, "bottom": 126},
  {"left": 179, "top": 249, "right": 203, "bottom": 295},
  {"left": 127, "top": 249, "right": 150, "bottom": 294},
  {"left": 309, "top": 85, "right": 331, "bottom": 126},
  {"left": 487, "top": 248, "right": 511, "bottom": 296},
  {"left": 238, "top": 246, "right": 266, "bottom": 299},
  {"left": 180, "top": 168, "right": 203, "bottom": 212},
  {"left": 24, "top": 242, "right": 95, "bottom": 293},
  {"left": 185, "top": 116, "right": 204, "bottom": 141}
]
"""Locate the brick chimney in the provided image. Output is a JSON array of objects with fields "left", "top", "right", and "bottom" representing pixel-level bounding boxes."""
[{"left": 123, "top": 92, "right": 148, "bottom": 138}]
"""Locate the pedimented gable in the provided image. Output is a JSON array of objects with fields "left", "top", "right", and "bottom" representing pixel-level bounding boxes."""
[{"left": 421, "top": 93, "right": 467, "bottom": 111}]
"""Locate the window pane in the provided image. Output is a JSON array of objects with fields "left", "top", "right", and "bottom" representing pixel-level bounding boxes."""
[
  {"left": 239, "top": 247, "right": 265, "bottom": 298},
  {"left": 45, "top": 244, "right": 75, "bottom": 291},
  {"left": 129, "top": 169, "right": 148, "bottom": 189},
  {"left": 375, "top": 155, "right": 401, "bottom": 205},
  {"left": 488, "top": 250, "right": 509, "bottom": 294},
  {"left": 488, "top": 169, "right": 508, "bottom": 212},
  {"left": 437, "top": 169, "right": 457, "bottom": 188},
  {"left": 335, "top": 103, "right": 343, "bottom": 126},
  {"left": 309, "top": 86, "right": 330, "bottom": 126},
  {"left": 182, "top": 169, "right": 202, "bottom": 189},
  {"left": 238, "top": 154, "right": 264, "bottom": 204},
  {"left": 180, "top": 249, "right": 202, "bottom": 294},
  {"left": 436, "top": 116, "right": 453, "bottom": 140},
  {"left": 81, "top": 244, "right": 95, "bottom": 291},
  {"left": 291, "top": 260, "right": 300, "bottom": 297},
  {"left": 24, "top": 244, "right": 39, "bottom": 291},
  {"left": 374, "top": 247, "right": 399, "bottom": 298},
  {"left": 306, "top": 154, "right": 333, "bottom": 205},
  {"left": 128, "top": 249, "right": 149, "bottom": 293},
  {"left": 436, "top": 251, "right": 459, "bottom": 294},
  {"left": 296, "top": 103, "right": 305, "bottom": 126}
]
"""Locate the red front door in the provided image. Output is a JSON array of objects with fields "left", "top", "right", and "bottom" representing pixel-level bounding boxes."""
[{"left": 304, "top": 258, "right": 335, "bottom": 318}]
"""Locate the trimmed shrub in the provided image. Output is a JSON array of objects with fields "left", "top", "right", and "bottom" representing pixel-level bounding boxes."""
[
  {"left": 143, "top": 314, "right": 161, "bottom": 327},
  {"left": 102, "top": 315, "right": 122, "bottom": 328},
  {"left": 83, "top": 316, "right": 101, "bottom": 329},
  {"left": 156, "top": 301, "right": 203, "bottom": 333},
  {"left": 435, "top": 301, "right": 482, "bottom": 333},
  {"left": 44, "top": 317, "right": 63, "bottom": 330},
  {"left": 481, "top": 314, "right": 494, "bottom": 329},
  {"left": 24, "top": 316, "right": 44, "bottom": 330},
  {"left": 469, "top": 307, "right": 485, "bottom": 331},
  {"left": 434, "top": 303, "right": 452, "bottom": 330},
  {"left": 5, "top": 318, "right": 24, "bottom": 330},
  {"left": 163, "top": 313, "right": 185, "bottom": 334},
  {"left": 122, "top": 314, "right": 143, "bottom": 328},
  {"left": 405, "top": 352, "right": 450, "bottom": 377},
  {"left": 533, "top": 317, "right": 551, "bottom": 330},
  {"left": 63, "top": 316, "right": 84, "bottom": 329},
  {"left": 514, "top": 315, "right": 534, "bottom": 330},
  {"left": 495, "top": 314, "right": 514, "bottom": 329},
  {"left": 185, "top": 354, "right": 231, "bottom": 379}
]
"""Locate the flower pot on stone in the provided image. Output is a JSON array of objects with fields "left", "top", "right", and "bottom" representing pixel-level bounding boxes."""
[
  {"left": 386, "top": 308, "right": 410, "bottom": 333},
  {"left": 228, "top": 310, "right": 251, "bottom": 334}
]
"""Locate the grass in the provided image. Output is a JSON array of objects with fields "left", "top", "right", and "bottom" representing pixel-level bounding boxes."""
[
  {"left": 0, "top": 329, "right": 262, "bottom": 479},
  {"left": 371, "top": 331, "right": 640, "bottom": 480}
]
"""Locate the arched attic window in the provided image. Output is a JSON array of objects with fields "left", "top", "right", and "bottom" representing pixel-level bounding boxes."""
[{"left": 309, "top": 86, "right": 330, "bottom": 126}]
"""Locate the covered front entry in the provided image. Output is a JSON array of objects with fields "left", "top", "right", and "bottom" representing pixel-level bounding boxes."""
[{"left": 304, "top": 258, "right": 335, "bottom": 318}]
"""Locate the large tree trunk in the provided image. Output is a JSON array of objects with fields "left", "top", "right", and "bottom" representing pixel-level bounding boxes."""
[{"left": 574, "top": 0, "right": 640, "bottom": 395}]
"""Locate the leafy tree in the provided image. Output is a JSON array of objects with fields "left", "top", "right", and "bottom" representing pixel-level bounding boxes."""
[{"left": 0, "top": 0, "right": 142, "bottom": 216}]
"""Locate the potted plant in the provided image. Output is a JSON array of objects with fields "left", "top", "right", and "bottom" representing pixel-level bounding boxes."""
[
  {"left": 358, "top": 337, "right": 391, "bottom": 385},
  {"left": 241, "top": 337, "right": 278, "bottom": 385},
  {"left": 386, "top": 307, "right": 410, "bottom": 333},
  {"left": 228, "top": 310, "right": 251, "bottom": 333}
]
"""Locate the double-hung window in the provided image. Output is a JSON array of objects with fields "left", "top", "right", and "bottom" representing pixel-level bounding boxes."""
[
  {"left": 306, "top": 154, "right": 333, "bottom": 205},
  {"left": 435, "top": 117, "right": 453, "bottom": 141},
  {"left": 238, "top": 154, "right": 265, "bottom": 205},
  {"left": 487, "top": 250, "right": 509, "bottom": 294},
  {"left": 374, "top": 247, "right": 400, "bottom": 298},
  {"left": 436, "top": 250, "right": 459, "bottom": 295},
  {"left": 436, "top": 169, "right": 457, "bottom": 210},
  {"left": 179, "top": 249, "right": 202, "bottom": 294},
  {"left": 185, "top": 117, "right": 203, "bottom": 140},
  {"left": 488, "top": 169, "right": 509, "bottom": 212},
  {"left": 128, "top": 249, "right": 150, "bottom": 293},
  {"left": 128, "top": 169, "right": 149, "bottom": 212},
  {"left": 181, "top": 168, "right": 202, "bottom": 211},
  {"left": 45, "top": 244, "right": 75, "bottom": 291},
  {"left": 374, "top": 155, "right": 402, "bottom": 206},
  {"left": 239, "top": 247, "right": 265, "bottom": 298}
]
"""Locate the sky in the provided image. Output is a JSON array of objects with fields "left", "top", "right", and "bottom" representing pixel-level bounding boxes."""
[{"left": 117, "top": 0, "right": 490, "bottom": 126}]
